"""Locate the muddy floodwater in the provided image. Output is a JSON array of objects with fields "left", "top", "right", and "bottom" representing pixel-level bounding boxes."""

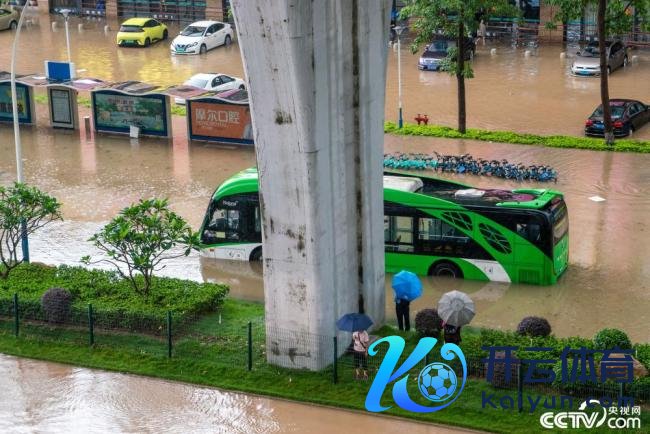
[
  {"left": 1, "top": 118, "right": 649, "bottom": 342},
  {"left": 0, "top": 15, "right": 649, "bottom": 342},
  {"left": 0, "top": 14, "right": 648, "bottom": 138},
  {"left": 0, "top": 354, "right": 475, "bottom": 434}
]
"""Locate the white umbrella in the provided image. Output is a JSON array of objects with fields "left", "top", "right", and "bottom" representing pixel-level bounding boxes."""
[{"left": 437, "top": 290, "right": 475, "bottom": 327}]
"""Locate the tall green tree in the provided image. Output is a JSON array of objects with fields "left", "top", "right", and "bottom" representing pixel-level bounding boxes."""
[
  {"left": 546, "top": 0, "right": 650, "bottom": 144},
  {"left": 401, "top": 0, "right": 518, "bottom": 133},
  {"left": 0, "top": 184, "right": 62, "bottom": 278}
]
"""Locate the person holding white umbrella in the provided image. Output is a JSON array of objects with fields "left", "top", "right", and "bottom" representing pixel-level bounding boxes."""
[{"left": 437, "top": 290, "right": 475, "bottom": 345}]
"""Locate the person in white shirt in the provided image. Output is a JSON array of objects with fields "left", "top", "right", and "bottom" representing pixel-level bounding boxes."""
[{"left": 352, "top": 329, "right": 370, "bottom": 380}]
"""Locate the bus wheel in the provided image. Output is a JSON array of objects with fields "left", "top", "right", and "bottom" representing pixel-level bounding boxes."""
[
  {"left": 429, "top": 262, "right": 462, "bottom": 278},
  {"left": 249, "top": 247, "right": 263, "bottom": 261}
]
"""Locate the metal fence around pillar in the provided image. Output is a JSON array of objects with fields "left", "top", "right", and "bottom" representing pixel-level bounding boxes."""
[
  {"left": 247, "top": 321, "right": 252, "bottom": 371},
  {"left": 333, "top": 336, "right": 338, "bottom": 384},
  {"left": 88, "top": 303, "right": 94, "bottom": 346},
  {"left": 13, "top": 293, "right": 19, "bottom": 337},
  {"left": 167, "top": 311, "right": 172, "bottom": 358}
]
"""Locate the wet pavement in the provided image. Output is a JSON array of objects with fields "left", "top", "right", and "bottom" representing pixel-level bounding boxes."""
[
  {"left": 1, "top": 14, "right": 649, "bottom": 139},
  {"left": 0, "top": 354, "right": 478, "bottom": 434}
]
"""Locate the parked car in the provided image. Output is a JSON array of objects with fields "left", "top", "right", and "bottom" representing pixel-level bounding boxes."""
[
  {"left": 0, "top": 7, "right": 19, "bottom": 30},
  {"left": 170, "top": 21, "right": 233, "bottom": 55},
  {"left": 116, "top": 18, "right": 168, "bottom": 47},
  {"left": 585, "top": 99, "right": 649, "bottom": 137},
  {"left": 418, "top": 36, "right": 475, "bottom": 71},
  {"left": 571, "top": 40, "right": 627, "bottom": 76},
  {"left": 174, "top": 73, "right": 246, "bottom": 104}
]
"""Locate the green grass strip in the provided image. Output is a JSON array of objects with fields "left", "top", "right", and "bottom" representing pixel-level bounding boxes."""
[
  {"left": 0, "top": 298, "right": 647, "bottom": 433},
  {"left": 385, "top": 121, "right": 650, "bottom": 153}
]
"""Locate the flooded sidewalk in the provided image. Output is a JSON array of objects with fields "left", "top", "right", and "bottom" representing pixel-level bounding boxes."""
[
  {"left": 0, "top": 14, "right": 648, "bottom": 139},
  {"left": 0, "top": 354, "right": 478, "bottom": 434},
  {"left": 1, "top": 119, "right": 649, "bottom": 342}
]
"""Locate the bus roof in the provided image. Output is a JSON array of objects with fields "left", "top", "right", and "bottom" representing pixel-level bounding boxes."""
[{"left": 213, "top": 168, "right": 563, "bottom": 211}]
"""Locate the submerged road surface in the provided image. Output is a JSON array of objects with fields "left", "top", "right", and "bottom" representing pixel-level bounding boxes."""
[{"left": 0, "top": 354, "right": 479, "bottom": 434}]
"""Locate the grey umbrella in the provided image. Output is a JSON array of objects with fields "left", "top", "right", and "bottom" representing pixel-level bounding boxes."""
[{"left": 437, "top": 290, "right": 475, "bottom": 327}]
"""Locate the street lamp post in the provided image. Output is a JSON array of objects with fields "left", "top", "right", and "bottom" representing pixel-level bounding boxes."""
[
  {"left": 10, "top": 1, "right": 31, "bottom": 262},
  {"left": 61, "top": 9, "right": 72, "bottom": 63},
  {"left": 394, "top": 25, "right": 405, "bottom": 128}
]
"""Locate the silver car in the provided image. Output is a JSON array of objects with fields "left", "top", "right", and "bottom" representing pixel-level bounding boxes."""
[
  {"left": 0, "top": 7, "right": 19, "bottom": 31},
  {"left": 571, "top": 40, "right": 628, "bottom": 76}
]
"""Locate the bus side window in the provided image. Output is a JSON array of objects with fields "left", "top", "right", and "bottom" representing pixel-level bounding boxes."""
[{"left": 385, "top": 215, "right": 414, "bottom": 253}]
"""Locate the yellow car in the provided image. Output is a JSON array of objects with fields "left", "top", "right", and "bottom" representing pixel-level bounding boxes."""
[
  {"left": 117, "top": 18, "right": 168, "bottom": 47},
  {"left": 0, "top": 7, "right": 19, "bottom": 31}
]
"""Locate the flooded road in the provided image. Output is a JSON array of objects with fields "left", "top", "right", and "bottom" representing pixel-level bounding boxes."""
[
  {"left": 0, "top": 354, "right": 474, "bottom": 434},
  {"left": 2, "top": 116, "right": 648, "bottom": 342},
  {"left": 0, "top": 15, "right": 649, "bottom": 342},
  {"left": 0, "top": 14, "right": 649, "bottom": 138}
]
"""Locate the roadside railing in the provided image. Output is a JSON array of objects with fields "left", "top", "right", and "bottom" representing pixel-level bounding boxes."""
[{"left": 0, "top": 293, "right": 648, "bottom": 405}]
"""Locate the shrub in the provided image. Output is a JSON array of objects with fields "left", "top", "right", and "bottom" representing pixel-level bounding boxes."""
[
  {"left": 41, "top": 287, "right": 73, "bottom": 324},
  {"left": 634, "top": 343, "right": 650, "bottom": 371},
  {"left": 593, "top": 328, "right": 632, "bottom": 350},
  {"left": 0, "top": 263, "right": 229, "bottom": 334},
  {"left": 415, "top": 309, "right": 443, "bottom": 337},
  {"left": 516, "top": 316, "right": 552, "bottom": 338},
  {"left": 384, "top": 122, "right": 650, "bottom": 153}
]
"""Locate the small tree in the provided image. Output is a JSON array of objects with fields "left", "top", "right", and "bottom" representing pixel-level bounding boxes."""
[
  {"left": 82, "top": 198, "right": 200, "bottom": 296},
  {"left": 546, "top": 0, "right": 650, "bottom": 145},
  {"left": 0, "top": 183, "right": 62, "bottom": 279},
  {"left": 401, "top": 0, "right": 518, "bottom": 133}
]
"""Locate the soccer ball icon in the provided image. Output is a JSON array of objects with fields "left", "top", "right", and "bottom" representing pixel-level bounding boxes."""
[{"left": 417, "top": 362, "right": 458, "bottom": 402}]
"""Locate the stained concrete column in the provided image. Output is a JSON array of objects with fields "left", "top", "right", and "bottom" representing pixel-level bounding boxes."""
[{"left": 232, "top": 0, "right": 390, "bottom": 369}]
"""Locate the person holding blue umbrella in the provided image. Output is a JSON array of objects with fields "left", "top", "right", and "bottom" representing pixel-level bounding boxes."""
[{"left": 391, "top": 270, "right": 423, "bottom": 331}]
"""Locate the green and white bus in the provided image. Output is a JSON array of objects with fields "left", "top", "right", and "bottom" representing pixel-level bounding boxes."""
[{"left": 199, "top": 168, "right": 569, "bottom": 285}]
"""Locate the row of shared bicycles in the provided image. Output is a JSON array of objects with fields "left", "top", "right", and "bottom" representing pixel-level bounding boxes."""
[{"left": 384, "top": 152, "right": 558, "bottom": 182}]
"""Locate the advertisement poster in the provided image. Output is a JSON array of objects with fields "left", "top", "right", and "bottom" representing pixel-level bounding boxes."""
[
  {"left": 0, "top": 82, "right": 31, "bottom": 123},
  {"left": 92, "top": 91, "right": 168, "bottom": 136},
  {"left": 50, "top": 89, "right": 72, "bottom": 125},
  {"left": 188, "top": 100, "right": 253, "bottom": 144}
]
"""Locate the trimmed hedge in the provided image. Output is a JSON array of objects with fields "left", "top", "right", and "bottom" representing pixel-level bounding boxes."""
[
  {"left": 516, "top": 316, "right": 552, "bottom": 338},
  {"left": 593, "top": 328, "right": 632, "bottom": 350},
  {"left": 0, "top": 263, "right": 228, "bottom": 334},
  {"left": 385, "top": 122, "right": 650, "bottom": 153}
]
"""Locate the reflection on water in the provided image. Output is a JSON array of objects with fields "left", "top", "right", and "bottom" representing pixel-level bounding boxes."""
[
  {"left": 0, "top": 354, "right": 472, "bottom": 434},
  {"left": 0, "top": 17, "right": 649, "bottom": 343},
  {"left": 1, "top": 16, "right": 648, "bottom": 139},
  {"left": 1, "top": 115, "right": 650, "bottom": 342}
]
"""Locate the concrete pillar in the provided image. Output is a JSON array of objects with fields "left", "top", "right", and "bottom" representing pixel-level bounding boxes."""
[
  {"left": 106, "top": 0, "right": 118, "bottom": 20},
  {"left": 205, "top": 0, "right": 226, "bottom": 22},
  {"left": 539, "top": 1, "right": 565, "bottom": 42},
  {"left": 232, "top": 0, "right": 389, "bottom": 370}
]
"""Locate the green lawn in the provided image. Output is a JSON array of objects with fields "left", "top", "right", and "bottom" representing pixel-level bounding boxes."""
[{"left": 1, "top": 298, "right": 646, "bottom": 433}]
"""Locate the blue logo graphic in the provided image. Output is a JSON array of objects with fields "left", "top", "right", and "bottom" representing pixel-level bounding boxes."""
[
  {"left": 418, "top": 362, "right": 457, "bottom": 402},
  {"left": 365, "top": 336, "right": 467, "bottom": 413}
]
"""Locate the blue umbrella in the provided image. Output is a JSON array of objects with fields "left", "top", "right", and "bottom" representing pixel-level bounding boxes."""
[
  {"left": 392, "top": 270, "right": 423, "bottom": 302},
  {"left": 336, "top": 313, "right": 373, "bottom": 332}
]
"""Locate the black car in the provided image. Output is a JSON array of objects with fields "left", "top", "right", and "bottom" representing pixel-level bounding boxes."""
[
  {"left": 418, "top": 36, "right": 476, "bottom": 71},
  {"left": 585, "top": 99, "right": 650, "bottom": 137}
]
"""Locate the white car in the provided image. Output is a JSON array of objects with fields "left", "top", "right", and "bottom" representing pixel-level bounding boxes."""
[
  {"left": 175, "top": 73, "right": 246, "bottom": 104},
  {"left": 170, "top": 21, "right": 234, "bottom": 55}
]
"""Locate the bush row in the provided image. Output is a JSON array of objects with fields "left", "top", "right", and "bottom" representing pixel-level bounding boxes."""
[
  {"left": 0, "top": 263, "right": 228, "bottom": 334},
  {"left": 385, "top": 122, "right": 650, "bottom": 153}
]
